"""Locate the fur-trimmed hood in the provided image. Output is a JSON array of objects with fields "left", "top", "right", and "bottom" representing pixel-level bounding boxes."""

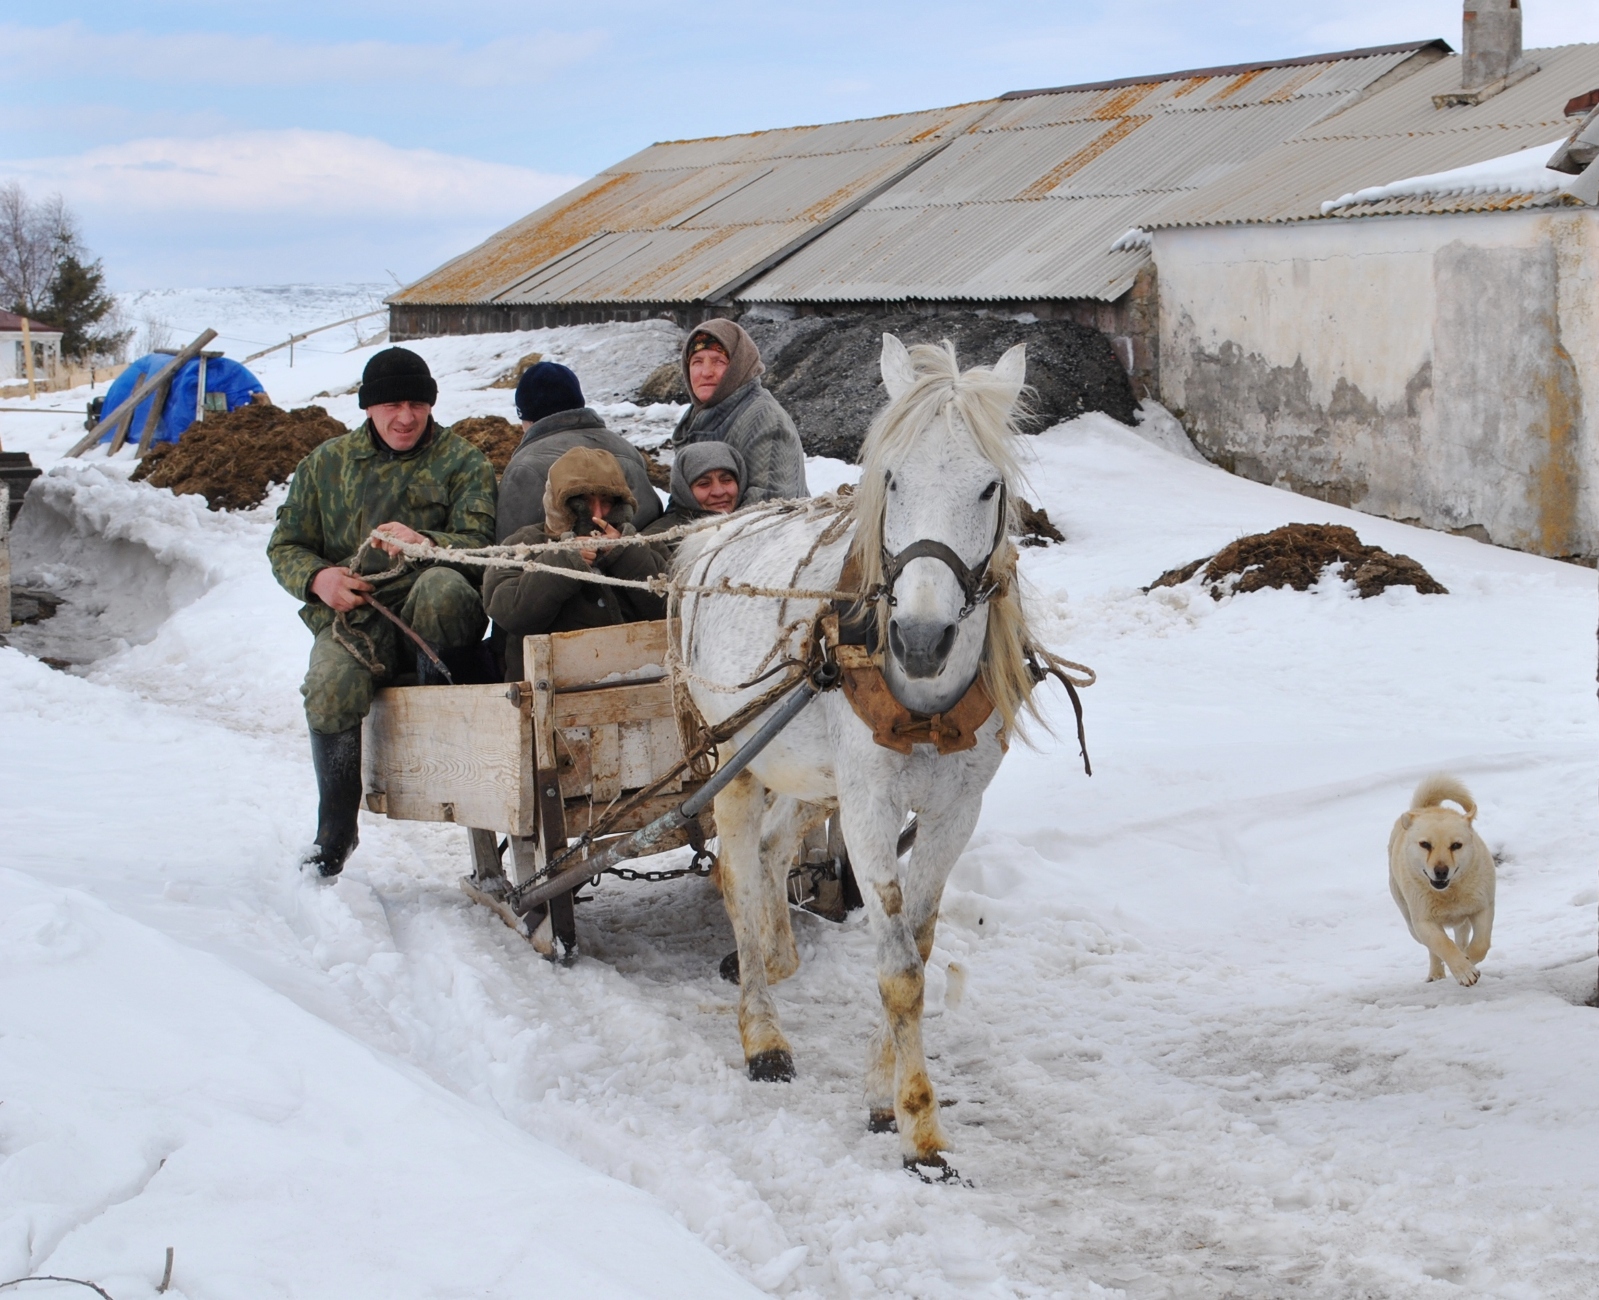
[{"left": 542, "top": 446, "right": 637, "bottom": 537}]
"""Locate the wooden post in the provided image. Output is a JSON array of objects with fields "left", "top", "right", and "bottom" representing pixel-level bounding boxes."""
[
  {"left": 19, "top": 316, "right": 35, "bottom": 401},
  {"left": 128, "top": 375, "right": 174, "bottom": 457},
  {"left": 194, "top": 354, "right": 207, "bottom": 424},
  {"left": 527, "top": 635, "right": 578, "bottom": 957},
  {"left": 65, "top": 329, "right": 216, "bottom": 458},
  {"left": 0, "top": 484, "right": 10, "bottom": 629}
]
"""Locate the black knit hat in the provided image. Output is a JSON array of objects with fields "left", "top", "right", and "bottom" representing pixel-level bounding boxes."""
[
  {"left": 358, "top": 347, "right": 438, "bottom": 409},
  {"left": 514, "top": 361, "right": 584, "bottom": 424}
]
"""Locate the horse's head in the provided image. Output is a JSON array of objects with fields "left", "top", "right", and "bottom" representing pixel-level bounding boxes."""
[{"left": 854, "top": 333, "right": 1026, "bottom": 716}]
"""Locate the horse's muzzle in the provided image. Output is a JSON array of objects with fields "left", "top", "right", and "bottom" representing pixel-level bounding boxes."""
[{"left": 889, "top": 617, "right": 958, "bottom": 679}]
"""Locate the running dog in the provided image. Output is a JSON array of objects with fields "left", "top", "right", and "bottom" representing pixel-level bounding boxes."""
[{"left": 1388, "top": 775, "right": 1495, "bottom": 986}]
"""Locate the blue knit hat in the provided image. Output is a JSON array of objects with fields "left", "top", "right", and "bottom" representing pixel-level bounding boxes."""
[{"left": 514, "top": 361, "right": 585, "bottom": 424}]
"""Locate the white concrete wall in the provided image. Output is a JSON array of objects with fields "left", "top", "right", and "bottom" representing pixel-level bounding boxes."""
[{"left": 1156, "top": 209, "right": 1599, "bottom": 559}]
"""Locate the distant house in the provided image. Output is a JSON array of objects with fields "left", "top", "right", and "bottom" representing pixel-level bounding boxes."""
[{"left": 0, "top": 310, "right": 62, "bottom": 384}]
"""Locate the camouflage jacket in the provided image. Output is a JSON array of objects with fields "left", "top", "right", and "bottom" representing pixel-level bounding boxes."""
[{"left": 268, "top": 420, "right": 497, "bottom": 632}]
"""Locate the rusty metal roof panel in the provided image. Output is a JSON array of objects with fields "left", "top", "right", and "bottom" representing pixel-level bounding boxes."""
[
  {"left": 392, "top": 101, "right": 995, "bottom": 306},
  {"left": 1149, "top": 43, "right": 1599, "bottom": 228},
  {"left": 1322, "top": 190, "right": 1586, "bottom": 218},
  {"left": 493, "top": 223, "right": 819, "bottom": 304},
  {"left": 739, "top": 194, "right": 1156, "bottom": 304}
]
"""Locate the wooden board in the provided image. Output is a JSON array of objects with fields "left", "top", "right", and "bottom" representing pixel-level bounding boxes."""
[
  {"left": 537, "top": 621, "right": 669, "bottom": 691},
  {"left": 362, "top": 682, "right": 535, "bottom": 835}
]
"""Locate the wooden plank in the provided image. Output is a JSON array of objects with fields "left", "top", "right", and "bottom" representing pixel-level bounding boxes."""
[
  {"left": 551, "top": 679, "right": 675, "bottom": 728},
  {"left": 361, "top": 682, "right": 534, "bottom": 834},
  {"left": 648, "top": 716, "right": 685, "bottom": 794},
  {"left": 555, "top": 726, "right": 592, "bottom": 800},
  {"left": 467, "top": 828, "right": 503, "bottom": 882},
  {"left": 590, "top": 723, "right": 622, "bottom": 803},
  {"left": 617, "top": 719, "right": 654, "bottom": 791},
  {"left": 127, "top": 374, "right": 172, "bottom": 457},
  {"left": 66, "top": 329, "right": 218, "bottom": 458},
  {"left": 543, "top": 620, "right": 669, "bottom": 690}
]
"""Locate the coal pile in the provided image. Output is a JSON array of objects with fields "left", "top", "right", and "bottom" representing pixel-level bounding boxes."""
[
  {"left": 744, "top": 314, "right": 1137, "bottom": 462},
  {"left": 1147, "top": 523, "right": 1447, "bottom": 600},
  {"left": 448, "top": 415, "right": 521, "bottom": 475},
  {"left": 132, "top": 404, "right": 347, "bottom": 511}
]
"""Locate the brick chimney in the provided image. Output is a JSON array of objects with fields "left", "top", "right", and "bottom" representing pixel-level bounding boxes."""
[{"left": 1435, "top": 0, "right": 1539, "bottom": 106}]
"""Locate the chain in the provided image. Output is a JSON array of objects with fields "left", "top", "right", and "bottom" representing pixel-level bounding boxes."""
[{"left": 598, "top": 851, "right": 717, "bottom": 885}]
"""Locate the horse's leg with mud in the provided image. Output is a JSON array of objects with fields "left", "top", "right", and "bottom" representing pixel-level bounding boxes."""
[
  {"left": 841, "top": 790, "right": 950, "bottom": 1170},
  {"left": 755, "top": 794, "right": 809, "bottom": 984},
  {"left": 715, "top": 770, "right": 795, "bottom": 1080}
]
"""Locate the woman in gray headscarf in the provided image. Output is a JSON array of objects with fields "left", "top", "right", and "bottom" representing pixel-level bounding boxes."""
[
  {"left": 670, "top": 318, "right": 807, "bottom": 504},
  {"left": 643, "top": 440, "right": 747, "bottom": 559}
]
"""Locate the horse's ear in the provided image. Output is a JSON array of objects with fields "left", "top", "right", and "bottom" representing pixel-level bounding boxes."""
[
  {"left": 992, "top": 343, "right": 1027, "bottom": 406},
  {"left": 880, "top": 333, "right": 916, "bottom": 401}
]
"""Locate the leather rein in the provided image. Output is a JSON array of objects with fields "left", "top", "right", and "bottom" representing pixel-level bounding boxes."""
[{"left": 876, "top": 480, "right": 1008, "bottom": 622}]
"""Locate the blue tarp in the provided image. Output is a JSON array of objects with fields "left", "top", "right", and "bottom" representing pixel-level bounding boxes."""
[{"left": 99, "top": 353, "right": 265, "bottom": 446}]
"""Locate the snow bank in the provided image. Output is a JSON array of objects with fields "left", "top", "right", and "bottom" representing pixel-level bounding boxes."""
[
  {"left": 0, "top": 864, "right": 760, "bottom": 1300},
  {"left": 1321, "top": 138, "right": 1577, "bottom": 212}
]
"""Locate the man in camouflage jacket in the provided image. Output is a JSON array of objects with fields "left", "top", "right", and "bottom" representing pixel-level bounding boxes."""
[{"left": 268, "top": 346, "right": 496, "bottom": 878}]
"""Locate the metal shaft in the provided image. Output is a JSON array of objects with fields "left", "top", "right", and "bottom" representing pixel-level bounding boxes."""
[{"left": 508, "top": 675, "right": 826, "bottom": 913}]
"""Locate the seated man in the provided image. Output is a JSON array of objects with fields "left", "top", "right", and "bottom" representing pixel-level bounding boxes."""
[
  {"left": 643, "top": 441, "right": 746, "bottom": 558},
  {"left": 670, "top": 319, "right": 807, "bottom": 504},
  {"left": 485, "top": 446, "right": 667, "bottom": 681},
  {"left": 496, "top": 361, "right": 661, "bottom": 541},
  {"left": 268, "top": 346, "right": 497, "bottom": 879}
]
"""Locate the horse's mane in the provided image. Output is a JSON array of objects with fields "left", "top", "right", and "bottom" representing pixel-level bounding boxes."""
[{"left": 849, "top": 341, "right": 1044, "bottom": 738}]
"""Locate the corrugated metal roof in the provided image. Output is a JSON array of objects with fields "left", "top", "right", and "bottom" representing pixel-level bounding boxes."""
[
  {"left": 740, "top": 46, "right": 1433, "bottom": 303},
  {"left": 390, "top": 101, "right": 993, "bottom": 306},
  {"left": 1321, "top": 190, "right": 1586, "bottom": 218},
  {"left": 1149, "top": 42, "right": 1599, "bottom": 227}
]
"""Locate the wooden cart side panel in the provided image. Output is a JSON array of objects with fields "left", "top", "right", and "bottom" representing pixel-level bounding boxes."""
[
  {"left": 543, "top": 621, "right": 669, "bottom": 690},
  {"left": 363, "top": 683, "right": 534, "bottom": 835}
]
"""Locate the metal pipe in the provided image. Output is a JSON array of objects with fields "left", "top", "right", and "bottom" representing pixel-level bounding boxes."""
[{"left": 508, "top": 669, "right": 833, "bottom": 913}]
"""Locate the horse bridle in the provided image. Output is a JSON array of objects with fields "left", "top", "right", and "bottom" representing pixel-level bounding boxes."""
[{"left": 877, "top": 479, "right": 1007, "bottom": 622}]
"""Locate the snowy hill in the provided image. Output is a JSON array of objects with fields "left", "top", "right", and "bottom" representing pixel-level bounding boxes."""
[{"left": 3, "top": 315, "right": 1598, "bottom": 1297}]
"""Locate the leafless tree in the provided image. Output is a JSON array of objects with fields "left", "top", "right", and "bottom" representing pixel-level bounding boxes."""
[{"left": 0, "top": 180, "right": 77, "bottom": 316}]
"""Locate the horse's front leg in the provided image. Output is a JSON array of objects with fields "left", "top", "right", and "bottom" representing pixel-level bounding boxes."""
[{"left": 715, "top": 770, "right": 795, "bottom": 1081}]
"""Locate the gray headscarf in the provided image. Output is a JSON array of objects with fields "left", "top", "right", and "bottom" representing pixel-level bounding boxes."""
[{"left": 669, "top": 441, "right": 746, "bottom": 515}]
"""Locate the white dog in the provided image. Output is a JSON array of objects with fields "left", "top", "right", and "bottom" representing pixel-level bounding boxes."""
[{"left": 1388, "top": 775, "right": 1495, "bottom": 985}]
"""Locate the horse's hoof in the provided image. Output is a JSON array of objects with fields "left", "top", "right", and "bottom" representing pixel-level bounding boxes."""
[
  {"left": 719, "top": 950, "right": 740, "bottom": 984},
  {"left": 904, "top": 1154, "right": 969, "bottom": 1186},
  {"left": 867, "top": 1109, "right": 897, "bottom": 1133},
  {"left": 747, "top": 1049, "right": 794, "bottom": 1082}
]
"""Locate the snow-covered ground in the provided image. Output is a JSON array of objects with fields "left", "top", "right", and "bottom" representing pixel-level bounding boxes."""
[{"left": 3, "top": 313, "right": 1598, "bottom": 1298}]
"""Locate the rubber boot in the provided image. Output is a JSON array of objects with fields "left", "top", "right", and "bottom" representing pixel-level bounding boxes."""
[{"left": 305, "top": 726, "right": 362, "bottom": 878}]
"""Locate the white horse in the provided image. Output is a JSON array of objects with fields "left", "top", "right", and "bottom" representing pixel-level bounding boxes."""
[{"left": 675, "top": 334, "right": 1054, "bottom": 1175}]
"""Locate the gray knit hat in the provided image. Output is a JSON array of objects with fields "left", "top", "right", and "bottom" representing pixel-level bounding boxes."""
[{"left": 669, "top": 441, "right": 746, "bottom": 514}]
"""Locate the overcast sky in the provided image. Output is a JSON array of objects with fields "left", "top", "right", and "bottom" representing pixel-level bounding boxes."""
[{"left": 4, "top": 1, "right": 1596, "bottom": 290}]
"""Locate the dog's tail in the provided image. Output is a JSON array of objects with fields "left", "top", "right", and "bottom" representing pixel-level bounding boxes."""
[{"left": 1411, "top": 773, "right": 1476, "bottom": 819}]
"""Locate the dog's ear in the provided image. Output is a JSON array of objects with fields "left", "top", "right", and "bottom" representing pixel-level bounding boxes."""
[{"left": 1398, "top": 811, "right": 1414, "bottom": 830}]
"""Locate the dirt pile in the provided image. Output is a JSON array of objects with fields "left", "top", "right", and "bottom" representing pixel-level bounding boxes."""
[
  {"left": 132, "top": 404, "right": 347, "bottom": 511},
  {"left": 1147, "top": 523, "right": 1447, "bottom": 600},
  {"left": 637, "top": 362, "right": 688, "bottom": 405},
  {"left": 746, "top": 314, "right": 1138, "bottom": 462},
  {"left": 448, "top": 415, "right": 521, "bottom": 474}
]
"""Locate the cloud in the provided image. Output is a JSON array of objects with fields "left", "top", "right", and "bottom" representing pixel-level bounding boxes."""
[
  {"left": 0, "top": 130, "right": 586, "bottom": 287},
  {"left": 0, "top": 21, "right": 609, "bottom": 90},
  {"left": 2, "top": 129, "right": 583, "bottom": 218}
]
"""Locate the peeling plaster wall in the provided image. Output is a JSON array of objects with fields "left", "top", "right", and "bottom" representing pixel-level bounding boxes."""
[{"left": 1156, "top": 210, "right": 1599, "bottom": 559}]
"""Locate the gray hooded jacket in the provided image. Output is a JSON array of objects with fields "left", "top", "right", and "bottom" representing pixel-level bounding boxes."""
[
  {"left": 669, "top": 319, "right": 807, "bottom": 505},
  {"left": 496, "top": 406, "right": 662, "bottom": 542}
]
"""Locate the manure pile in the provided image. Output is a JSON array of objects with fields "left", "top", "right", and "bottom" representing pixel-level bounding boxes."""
[
  {"left": 1147, "top": 523, "right": 1447, "bottom": 600},
  {"left": 133, "top": 409, "right": 528, "bottom": 511},
  {"left": 132, "top": 404, "right": 347, "bottom": 511}
]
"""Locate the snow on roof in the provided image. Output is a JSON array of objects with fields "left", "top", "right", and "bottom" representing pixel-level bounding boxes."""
[{"left": 1320, "top": 137, "right": 1577, "bottom": 213}]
